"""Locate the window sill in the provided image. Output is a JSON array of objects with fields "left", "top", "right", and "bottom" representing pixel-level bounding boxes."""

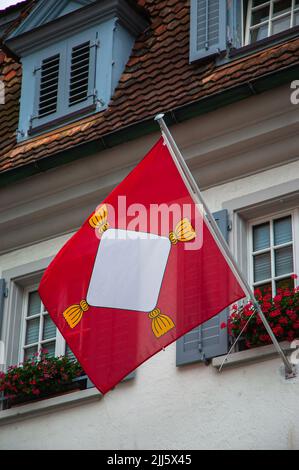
[
  {"left": 212, "top": 341, "right": 293, "bottom": 370},
  {"left": 216, "top": 26, "right": 299, "bottom": 67},
  {"left": 27, "top": 103, "right": 98, "bottom": 139},
  {"left": 229, "top": 25, "right": 299, "bottom": 60},
  {"left": 0, "top": 387, "right": 101, "bottom": 426}
]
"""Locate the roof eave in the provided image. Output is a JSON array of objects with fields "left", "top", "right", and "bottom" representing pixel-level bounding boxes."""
[{"left": 0, "top": 62, "right": 298, "bottom": 189}]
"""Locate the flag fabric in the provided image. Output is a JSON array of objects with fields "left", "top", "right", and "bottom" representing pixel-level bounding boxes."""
[{"left": 39, "top": 138, "right": 245, "bottom": 394}]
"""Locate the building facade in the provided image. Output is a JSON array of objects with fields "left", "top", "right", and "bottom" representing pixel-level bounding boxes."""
[{"left": 0, "top": 0, "right": 299, "bottom": 449}]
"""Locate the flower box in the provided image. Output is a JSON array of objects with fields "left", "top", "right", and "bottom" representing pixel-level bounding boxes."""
[
  {"left": 0, "top": 350, "right": 84, "bottom": 408},
  {"left": 228, "top": 277, "right": 299, "bottom": 350},
  {"left": 9, "top": 381, "right": 83, "bottom": 408}
]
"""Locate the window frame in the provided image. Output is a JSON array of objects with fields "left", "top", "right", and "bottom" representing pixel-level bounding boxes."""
[
  {"left": 19, "top": 284, "right": 67, "bottom": 364},
  {"left": 247, "top": 207, "right": 299, "bottom": 294},
  {"left": 1, "top": 257, "right": 54, "bottom": 370},
  {"left": 245, "top": 0, "right": 299, "bottom": 46}
]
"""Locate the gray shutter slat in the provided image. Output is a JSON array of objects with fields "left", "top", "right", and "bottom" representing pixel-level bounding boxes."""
[
  {"left": 0, "top": 279, "right": 6, "bottom": 336},
  {"left": 190, "top": 0, "right": 227, "bottom": 62},
  {"left": 176, "top": 209, "right": 229, "bottom": 366}
]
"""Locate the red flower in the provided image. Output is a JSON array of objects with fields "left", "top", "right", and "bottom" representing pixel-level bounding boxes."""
[
  {"left": 220, "top": 322, "right": 227, "bottom": 330},
  {"left": 293, "top": 322, "right": 299, "bottom": 330},
  {"left": 262, "top": 301, "right": 272, "bottom": 312},
  {"left": 269, "top": 309, "right": 281, "bottom": 318},
  {"left": 291, "top": 274, "right": 298, "bottom": 280},
  {"left": 286, "top": 309, "right": 294, "bottom": 316},
  {"left": 32, "top": 389, "right": 40, "bottom": 396},
  {"left": 272, "top": 326, "right": 284, "bottom": 336},
  {"left": 259, "top": 334, "right": 271, "bottom": 343}
]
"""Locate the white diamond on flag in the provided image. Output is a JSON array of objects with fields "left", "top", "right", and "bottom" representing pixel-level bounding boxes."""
[{"left": 86, "top": 229, "right": 171, "bottom": 313}]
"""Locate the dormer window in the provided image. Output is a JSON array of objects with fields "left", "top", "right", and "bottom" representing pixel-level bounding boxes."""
[{"left": 5, "top": 0, "right": 147, "bottom": 140}]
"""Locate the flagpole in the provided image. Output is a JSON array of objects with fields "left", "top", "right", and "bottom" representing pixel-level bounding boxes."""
[{"left": 154, "top": 113, "right": 296, "bottom": 378}]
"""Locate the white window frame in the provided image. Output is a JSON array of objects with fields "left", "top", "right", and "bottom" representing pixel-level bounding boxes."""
[
  {"left": 245, "top": 0, "right": 299, "bottom": 45},
  {"left": 248, "top": 207, "right": 299, "bottom": 293},
  {"left": 19, "top": 284, "right": 67, "bottom": 364}
]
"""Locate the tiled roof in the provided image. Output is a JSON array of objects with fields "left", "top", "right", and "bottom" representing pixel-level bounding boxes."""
[{"left": 0, "top": 0, "right": 299, "bottom": 176}]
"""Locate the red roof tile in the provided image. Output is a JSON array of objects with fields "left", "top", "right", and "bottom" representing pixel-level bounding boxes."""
[{"left": 0, "top": 0, "right": 299, "bottom": 176}]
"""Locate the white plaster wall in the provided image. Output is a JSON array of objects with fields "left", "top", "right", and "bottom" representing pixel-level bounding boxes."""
[
  {"left": 0, "top": 346, "right": 298, "bottom": 450},
  {"left": 0, "top": 161, "right": 299, "bottom": 450},
  {"left": 203, "top": 159, "right": 299, "bottom": 212},
  {"left": 1, "top": 158, "right": 299, "bottom": 274}
]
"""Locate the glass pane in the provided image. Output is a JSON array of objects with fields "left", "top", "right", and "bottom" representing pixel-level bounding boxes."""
[
  {"left": 273, "top": 0, "right": 292, "bottom": 17},
  {"left": 27, "top": 291, "right": 41, "bottom": 317},
  {"left": 43, "top": 315, "right": 56, "bottom": 340},
  {"left": 272, "top": 14, "right": 291, "bottom": 34},
  {"left": 252, "top": 6, "right": 270, "bottom": 25},
  {"left": 42, "top": 341, "right": 56, "bottom": 357},
  {"left": 276, "top": 277, "right": 294, "bottom": 291},
  {"left": 275, "top": 246, "right": 293, "bottom": 276},
  {"left": 253, "top": 222, "right": 270, "bottom": 251},
  {"left": 295, "top": 11, "right": 299, "bottom": 25},
  {"left": 66, "top": 344, "right": 76, "bottom": 361},
  {"left": 24, "top": 346, "right": 38, "bottom": 362},
  {"left": 25, "top": 318, "right": 40, "bottom": 345},
  {"left": 254, "top": 252, "right": 271, "bottom": 282},
  {"left": 250, "top": 24, "right": 269, "bottom": 42},
  {"left": 274, "top": 216, "right": 292, "bottom": 245},
  {"left": 296, "top": 0, "right": 299, "bottom": 6}
]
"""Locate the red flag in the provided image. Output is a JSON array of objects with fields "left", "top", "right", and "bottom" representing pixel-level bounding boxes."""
[{"left": 39, "top": 138, "right": 245, "bottom": 394}]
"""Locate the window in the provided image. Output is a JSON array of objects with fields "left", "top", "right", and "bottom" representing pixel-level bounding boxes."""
[
  {"left": 249, "top": 210, "right": 299, "bottom": 295},
  {"left": 190, "top": 0, "right": 299, "bottom": 62},
  {"left": 6, "top": 0, "right": 148, "bottom": 141},
  {"left": 245, "top": 0, "right": 299, "bottom": 45},
  {"left": 20, "top": 287, "right": 75, "bottom": 363},
  {"left": 30, "top": 34, "right": 99, "bottom": 133}
]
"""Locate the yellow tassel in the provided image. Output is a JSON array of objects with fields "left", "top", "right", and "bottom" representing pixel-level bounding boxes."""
[
  {"left": 63, "top": 300, "right": 89, "bottom": 329},
  {"left": 148, "top": 308, "right": 175, "bottom": 338},
  {"left": 89, "top": 204, "right": 109, "bottom": 234},
  {"left": 169, "top": 218, "right": 196, "bottom": 244}
]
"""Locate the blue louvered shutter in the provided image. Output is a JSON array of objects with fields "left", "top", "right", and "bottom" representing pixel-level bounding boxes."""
[
  {"left": 190, "top": 0, "right": 227, "bottom": 62},
  {"left": 30, "top": 43, "right": 66, "bottom": 132},
  {"left": 176, "top": 209, "right": 230, "bottom": 366}
]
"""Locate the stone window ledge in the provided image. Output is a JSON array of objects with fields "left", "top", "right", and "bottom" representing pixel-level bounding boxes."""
[
  {"left": 0, "top": 387, "right": 101, "bottom": 426},
  {"left": 212, "top": 341, "right": 293, "bottom": 370}
]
